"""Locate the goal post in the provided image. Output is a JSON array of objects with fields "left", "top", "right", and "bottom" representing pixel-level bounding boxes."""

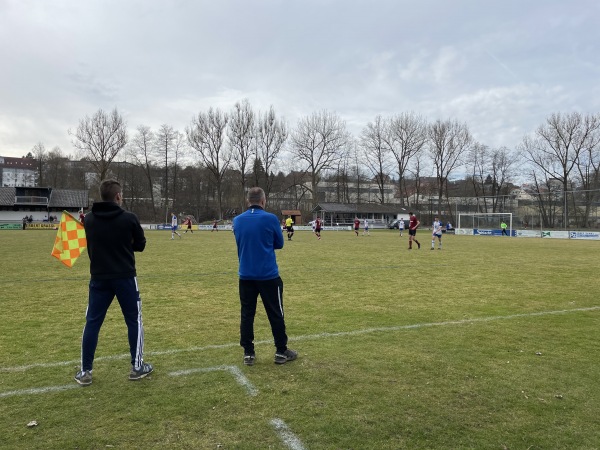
[{"left": 458, "top": 212, "right": 513, "bottom": 236}]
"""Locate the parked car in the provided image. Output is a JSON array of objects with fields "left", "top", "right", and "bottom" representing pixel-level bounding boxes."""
[{"left": 388, "top": 219, "right": 402, "bottom": 229}]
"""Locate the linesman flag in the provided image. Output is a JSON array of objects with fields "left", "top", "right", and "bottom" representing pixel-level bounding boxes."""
[{"left": 51, "top": 211, "right": 87, "bottom": 267}]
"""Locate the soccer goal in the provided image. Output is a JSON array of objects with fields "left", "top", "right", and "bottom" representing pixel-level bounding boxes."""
[{"left": 458, "top": 212, "right": 513, "bottom": 236}]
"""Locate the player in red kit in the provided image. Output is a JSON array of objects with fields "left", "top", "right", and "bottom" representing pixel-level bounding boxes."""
[
  {"left": 315, "top": 217, "right": 322, "bottom": 240},
  {"left": 353, "top": 218, "right": 360, "bottom": 237},
  {"left": 408, "top": 212, "right": 421, "bottom": 250}
]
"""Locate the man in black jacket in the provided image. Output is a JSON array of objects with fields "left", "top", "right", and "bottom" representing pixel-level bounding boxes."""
[{"left": 74, "top": 179, "right": 153, "bottom": 386}]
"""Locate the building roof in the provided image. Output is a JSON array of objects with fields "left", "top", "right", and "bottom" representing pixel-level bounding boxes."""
[
  {"left": 0, "top": 187, "right": 16, "bottom": 206},
  {"left": 312, "top": 202, "right": 410, "bottom": 214},
  {"left": 48, "top": 189, "right": 89, "bottom": 208},
  {"left": 0, "top": 187, "right": 88, "bottom": 208},
  {"left": 0, "top": 156, "right": 37, "bottom": 170},
  {"left": 281, "top": 209, "right": 302, "bottom": 216}
]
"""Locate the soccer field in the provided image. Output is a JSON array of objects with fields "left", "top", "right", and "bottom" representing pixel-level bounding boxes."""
[{"left": 1, "top": 229, "right": 599, "bottom": 449}]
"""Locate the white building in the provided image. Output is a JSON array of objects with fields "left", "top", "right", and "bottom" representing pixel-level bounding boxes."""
[{"left": 0, "top": 156, "right": 37, "bottom": 187}]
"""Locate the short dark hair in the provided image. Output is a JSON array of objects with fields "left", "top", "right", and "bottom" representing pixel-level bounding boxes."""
[
  {"left": 99, "top": 179, "right": 122, "bottom": 202},
  {"left": 247, "top": 187, "right": 265, "bottom": 205}
]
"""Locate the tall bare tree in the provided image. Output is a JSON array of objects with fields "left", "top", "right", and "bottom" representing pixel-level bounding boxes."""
[
  {"left": 130, "top": 125, "right": 158, "bottom": 221},
  {"left": 45, "top": 146, "right": 68, "bottom": 188},
  {"left": 468, "top": 142, "right": 490, "bottom": 212},
  {"left": 521, "top": 112, "right": 600, "bottom": 227},
  {"left": 574, "top": 129, "right": 600, "bottom": 226},
  {"left": 385, "top": 112, "right": 427, "bottom": 205},
  {"left": 31, "top": 142, "right": 47, "bottom": 186},
  {"left": 468, "top": 144, "right": 519, "bottom": 213},
  {"left": 186, "top": 108, "right": 230, "bottom": 219},
  {"left": 228, "top": 99, "right": 256, "bottom": 211},
  {"left": 171, "top": 130, "right": 187, "bottom": 213},
  {"left": 256, "top": 105, "right": 287, "bottom": 199},
  {"left": 155, "top": 124, "right": 179, "bottom": 219},
  {"left": 290, "top": 110, "right": 350, "bottom": 208},
  {"left": 407, "top": 151, "right": 425, "bottom": 210},
  {"left": 70, "top": 108, "right": 128, "bottom": 181},
  {"left": 488, "top": 146, "right": 519, "bottom": 212},
  {"left": 360, "top": 115, "right": 393, "bottom": 204},
  {"left": 427, "top": 119, "right": 473, "bottom": 216}
]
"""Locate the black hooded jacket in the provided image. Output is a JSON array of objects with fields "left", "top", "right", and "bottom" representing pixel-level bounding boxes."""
[{"left": 84, "top": 201, "right": 146, "bottom": 280}]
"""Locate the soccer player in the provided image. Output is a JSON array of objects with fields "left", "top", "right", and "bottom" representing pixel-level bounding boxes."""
[
  {"left": 408, "top": 211, "right": 421, "bottom": 250},
  {"left": 212, "top": 218, "right": 219, "bottom": 232},
  {"left": 501, "top": 220, "right": 508, "bottom": 236},
  {"left": 171, "top": 213, "right": 182, "bottom": 239},
  {"left": 399, "top": 218, "right": 405, "bottom": 237},
  {"left": 354, "top": 217, "right": 360, "bottom": 236},
  {"left": 233, "top": 187, "right": 298, "bottom": 366},
  {"left": 183, "top": 216, "right": 193, "bottom": 233},
  {"left": 363, "top": 218, "right": 370, "bottom": 236},
  {"left": 431, "top": 216, "right": 443, "bottom": 250},
  {"left": 315, "top": 217, "right": 322, "bottom": 240},
  {"left": 285, "top": 216, "right": 294, "bottom": 241},
  {"left": 75, "top": 179, "right": 153, "bottom": 386}
]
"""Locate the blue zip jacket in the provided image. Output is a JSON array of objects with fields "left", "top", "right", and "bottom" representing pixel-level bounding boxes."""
[{"left": 233, "top": 205, "right": 284, "bottom": 280}]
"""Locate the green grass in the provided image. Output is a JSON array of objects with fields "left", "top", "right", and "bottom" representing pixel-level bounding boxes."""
[{"left": 1, "top": 229, "right": 599, "bottom": 449}]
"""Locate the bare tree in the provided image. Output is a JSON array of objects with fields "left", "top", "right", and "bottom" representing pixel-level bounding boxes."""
[
  {"left": 31, "top": 142, "right": 47, "bottom": 186},
  {"left": 574, "top": 130, "right": 600, "bottom": 226},
  {"left": 45, "top": 146, "right": 68, "bottom": 188},
  {"left": 360, "top": 115, "right": 393, "bottom": 203},
  {"left": 521, "top": 112, "right": 600, "bottom": 227},
  {"left": 228, "top": 99, "right": 256, "bottom": 211},
  {"left": 171, "top": 130, "right": 187, "bottom": 213},
  {"left": 256, "top": 105, "right": 288, "bottom": 199},
  {"left": 290, "top": 110, "right": 350, "bottom": 208},
  {"left": 488, "top": 146, "right": 519, "bottom": 211},
  {"left": 427, "top": 119, "right": 473, "bottom": 216},
  {"left": 385, "top": 112, "right": 427, "bottom": 205},
  {"left": 468, "top": 144, "right": 519, "bottom": 213},
  {"left": 332, "top": 151, "right": 352, "bottom": 203},
  {"left": 186, "top": 107, "right": 230, "bottom": 219},
  {"left": 407, "top": 151, "right": 425, "bottom": 210},
  {"left": 155, "top": 124, "right": 179, "bottom": 219},
  {"left": 468, "top": 142, "right": 490, "bottom": 212},
  {"left": 70, "top": 108, "right": 128, "bottom": 181},
  {"left": 130, "top": 125, "right": 158, "bottom": 221}
]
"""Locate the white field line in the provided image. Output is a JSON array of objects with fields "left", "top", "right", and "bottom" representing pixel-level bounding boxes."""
[
  {"left": 168, "top": 365, "right": 258, "bottom": 396},
  {"left": 0, "top": 384, "right": 79, "bottom": 398},
  {"left": 270, "top": 418, "right": 306, "bottom": 450},
  {"left": 1, "top": 306, "right": 599, "bottom": 374}
]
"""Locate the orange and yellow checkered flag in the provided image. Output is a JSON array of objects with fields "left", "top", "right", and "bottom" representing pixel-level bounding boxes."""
[{"left": 51, "top": 211, "right": 87, "bottom": 268}]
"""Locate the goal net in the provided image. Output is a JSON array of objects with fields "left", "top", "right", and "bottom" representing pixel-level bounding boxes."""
[{"left": 458, "top": 213, "right": 513, "bottom": 236}]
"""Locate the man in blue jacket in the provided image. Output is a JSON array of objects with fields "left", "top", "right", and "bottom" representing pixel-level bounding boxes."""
[
  {"left": 233, "top": 187, "right": 298, "bottom": 366},
  {"left": 74, "top": 179, "right": 153, "bottom": 386}
]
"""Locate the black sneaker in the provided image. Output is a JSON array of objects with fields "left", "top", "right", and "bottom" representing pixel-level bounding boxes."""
[
  {"left": 274, "top": 349, "right": 298, "bottom": 365},
  {"left": 243, "top": 355, "right": 256, "bottom": 366},
  {"left": 417, "top": 242, "right": 421, "bottom": 249},
  {"left": 129, "top": 362, "right": 154, "bottom": 380},
  {"left": 74, "top": 369, "right": 92, "bottom": 386}
]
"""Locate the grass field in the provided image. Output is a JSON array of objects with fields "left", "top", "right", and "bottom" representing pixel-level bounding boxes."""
[{"left": 1, "top": 228, "right": 599, "bottom": 449}]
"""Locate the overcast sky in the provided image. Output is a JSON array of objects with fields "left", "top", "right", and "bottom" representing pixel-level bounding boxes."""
[{"left": 1, "top": 0, "right": 599, "bottom": 160}]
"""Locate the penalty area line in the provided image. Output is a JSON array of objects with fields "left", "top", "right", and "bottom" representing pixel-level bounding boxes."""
[
  {"left": 168, "top": 365, "right": 258, "bottom": 396},
  {"left": 270, "top": 418, "right": 306, "bottom": 450},
  {"left": 1, "top": 305, "right": 599, "bottom": 374}
]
